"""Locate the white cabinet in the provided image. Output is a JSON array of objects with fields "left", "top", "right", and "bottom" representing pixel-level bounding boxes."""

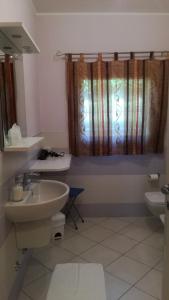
[{"left": 0, "top": 22, "right": 40, "bottom": 54}]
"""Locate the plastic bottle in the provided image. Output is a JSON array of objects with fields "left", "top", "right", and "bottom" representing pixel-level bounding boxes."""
[{"left": 12, "top": 183, "right": 24, "bottom": 202}]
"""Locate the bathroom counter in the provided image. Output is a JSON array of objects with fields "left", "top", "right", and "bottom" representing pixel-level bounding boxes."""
[{"left": 29, "top": 154, "right": 72, "bottom": 172}]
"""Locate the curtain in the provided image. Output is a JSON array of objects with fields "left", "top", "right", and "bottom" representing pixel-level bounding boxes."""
[
  {"left": 67, "top": 54, "right": 169, "bottom": 156},
  {"left": 0, "top": 54, "right": 17, "bottom": 135},
  {"left": 0, "top": 54, "right": 16, "bottom": 151}
]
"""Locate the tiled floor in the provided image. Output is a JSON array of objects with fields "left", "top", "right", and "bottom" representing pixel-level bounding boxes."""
[{"left": 19, "top": 216, "right": 164, "bottom": 300}]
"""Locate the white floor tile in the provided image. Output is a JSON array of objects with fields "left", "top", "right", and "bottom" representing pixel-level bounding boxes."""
[
  {"left": 154, "top": 259, "right": 164, "bottom": 272},
  {"left": 126, "top": 243, "right": 162, "bottom": 267},
  {"left": 101, "top": 233, "right": 137, "bottom": 254},
  {"left": 119, "top": 217, "right": 137, "bottom": 223},
  {"left": 32, "top": 242, "right": 53, "bottom": 256},
  {"left": 59, "top": 235, "right": 96, "bottom": 255},
  {"left": 86, "top": 217, "right": 107, "bottom": 224},
  {"left": 67, "top": 218, "right": 94, "bottom": 232},
  {"left": 136, "top": 269, "right": 162, "bottom": 299},
  {"left": 105, "top": 272, "right": 131, "bottom": 300},
  {"left": 18, "top": 292, "right": 31, "bottom": 300},
  {"left": 33, "top": 245, "right": 74, "bottom": 270},
  {"left": 81, "top": 225, "right": 112, "bottom": 242},
  {"left": 68, "top": 256, "right": 87, "bottom": 263},
  {"left": 63, "top": 225, "right": 78, "bottom": 239},
  {"left": 23, "top": 258, "right": 49, "bottom": 287},
  {"left": 80, "top": 244, "right": 120, "bottom": 267},
  {"left": 106, "top": 256, "right": 150, "bottom": 284},
  {"left": 100, "top": 218, "right": 129, "bottom": 232},
  {"left": 143, "top": 230, "right": 164, "bottom": 250},
  {"left": 120, "top": 223, "right": 155, "bottom": 242},
  {"left": 22, "top": 217, "right": 164, "bottom": 300},
  {"left": 23, "top": 273, "right": 52, "bottom": 300},
  {"left": 120, "top": 287, "right": 158, "bottom": 300},
  {"left": 133, "top": 217, "right": 162, "bottom": 230}
]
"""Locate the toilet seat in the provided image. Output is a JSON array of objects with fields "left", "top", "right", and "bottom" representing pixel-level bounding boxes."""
[{"left": 145, "top": 192, "right": 165, "bottom": 207}]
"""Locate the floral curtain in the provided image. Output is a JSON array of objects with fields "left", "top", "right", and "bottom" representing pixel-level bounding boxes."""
[{"left": 67, "top": 54, "right": 169, "bottom": 156}]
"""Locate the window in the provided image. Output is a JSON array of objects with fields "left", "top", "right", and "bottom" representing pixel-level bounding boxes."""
[{"left": 67, "top": 55, "right": 169, "bottom": 156}]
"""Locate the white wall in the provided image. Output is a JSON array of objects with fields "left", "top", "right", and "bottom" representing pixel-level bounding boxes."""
[{"left": 36, "top": 13, "right": 168, "bottom": 208}]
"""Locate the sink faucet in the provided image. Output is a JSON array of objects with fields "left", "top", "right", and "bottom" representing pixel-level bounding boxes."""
[
  {"left": 15, "top": 172, "right": 40, "bottom": 191},
  {"left": 23, "top": 172, "right": 40, "bottom": 190}
]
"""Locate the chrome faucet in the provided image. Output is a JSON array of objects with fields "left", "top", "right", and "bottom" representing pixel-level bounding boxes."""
[
  {"left": 23, "top": 172, "right": 40, "bottom": 190},
  {"left": 15, "top": 172, "right": 40, "bottom": 191}
]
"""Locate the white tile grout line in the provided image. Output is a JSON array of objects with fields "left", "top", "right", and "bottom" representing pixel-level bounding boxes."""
[
  {"left": 104, "top": 231, "right": 164, "bottom": 274},
  {"left": 104, "top": 230, "right": 163, "bottom": 299},
  {"left": 22, "top": 217, "right": 163, "bottom": 300},
  {"left": 97, "top": 219, "right": 163, "bottom": 299},
  {"left": 22, "top": 273, "right": 52, "bottom": 300},
  {"left": 21, "top": 290, "right": 33, "bottom": 300},
  {"left": 22, "top": 258, "right": 51, "bottom": 288},
  {"left": 32, "top": 217, "right": 163, "bottom": 273},
  {"left": 38, "top": 221, "right": 162, "bottom": 272}
]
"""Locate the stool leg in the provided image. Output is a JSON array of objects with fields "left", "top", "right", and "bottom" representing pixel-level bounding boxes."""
[
  {"left": 69, "top": 211, "right": 78, "bottom": 230},
  {"left": 73, "top": 204, "right": 84, "bottom": 223}
]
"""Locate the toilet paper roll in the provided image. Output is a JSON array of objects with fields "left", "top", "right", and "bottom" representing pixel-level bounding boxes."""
[{"left": 148, "top": 173, "right": 160, "bottom": 182}]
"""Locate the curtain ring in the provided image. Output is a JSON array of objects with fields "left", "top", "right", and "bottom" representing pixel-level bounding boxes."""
[
  {"left": 114, "top": 52, "right": 118, "bottom": 61},
  {"left": 98, "top": 53, "right": 102, "bottom": 61},
  {"left": 130, "top": 52, "right": 134, "bottom": 60},
  {"left": 79, "top": 53, "right": 84, "bottom": 62},
  {"left": 150, "top": 52, "right": 154, "bottom": 60},
  {"left": 67, "top": 54, "right": 72, "bottom": 62}
]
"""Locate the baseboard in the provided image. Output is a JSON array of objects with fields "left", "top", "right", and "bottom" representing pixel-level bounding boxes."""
[
  {"left": 9, "top": 249, "right": 32, "bottom": 300},
  {"left": 77, "top": 202, "right": 151, "bottom": 217}
]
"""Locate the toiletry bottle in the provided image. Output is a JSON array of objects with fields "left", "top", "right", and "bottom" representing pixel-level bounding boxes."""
[{"left": 12, "top": 182, "right": 23, "bottom": 202}]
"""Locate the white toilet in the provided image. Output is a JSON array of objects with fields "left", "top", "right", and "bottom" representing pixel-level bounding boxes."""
[{"left": 145, "top": 192, "right": 165, "bottom": 216}]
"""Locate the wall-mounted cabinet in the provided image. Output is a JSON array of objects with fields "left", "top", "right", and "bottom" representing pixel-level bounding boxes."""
[{"left": 0, "top": 22, "right": 40, "bottom": 54}]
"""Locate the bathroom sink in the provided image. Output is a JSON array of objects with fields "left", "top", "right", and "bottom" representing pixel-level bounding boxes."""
[{"left": 5, "top": 180, "right": 69, "bottom": 222}]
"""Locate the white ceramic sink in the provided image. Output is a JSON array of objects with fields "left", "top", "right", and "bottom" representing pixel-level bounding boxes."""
[{"left": 5, "top": 180, "right": 69, "bottom": 222}]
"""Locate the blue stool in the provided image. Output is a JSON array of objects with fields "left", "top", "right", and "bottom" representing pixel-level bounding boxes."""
[{"left": 62, "top": 187, "right": 84, "bottom": 230}]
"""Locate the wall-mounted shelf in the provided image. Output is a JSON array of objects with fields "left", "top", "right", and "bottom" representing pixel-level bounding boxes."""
[
  {"left": 4, "top": 137, "right": 44, "bottom": 152},
  {"left": 0, "top": 22, "right": 40, "bottom": 54},
  {"left": 29, "top": 154, "right": 72, "bottom": 172}
]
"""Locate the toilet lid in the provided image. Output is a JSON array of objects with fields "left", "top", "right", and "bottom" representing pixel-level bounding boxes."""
[{"left": 145, "top": 192, "right": 165, "bottom": 206}]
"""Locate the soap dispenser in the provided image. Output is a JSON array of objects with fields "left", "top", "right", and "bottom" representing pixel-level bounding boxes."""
[{"left": 12, "top": 175, "right": 24, "bottom": 202}]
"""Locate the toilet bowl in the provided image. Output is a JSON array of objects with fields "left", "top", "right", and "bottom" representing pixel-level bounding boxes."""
[{"left": 145, "top": 192, "right": 165, "bottom": 216}]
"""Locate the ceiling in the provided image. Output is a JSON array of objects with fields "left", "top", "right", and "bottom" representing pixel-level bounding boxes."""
[{"left": 33, "top": 0, "right": 169, "bottom": 13}]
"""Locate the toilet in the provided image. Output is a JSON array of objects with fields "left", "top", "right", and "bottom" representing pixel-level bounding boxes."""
[{"left": 145, "top": 192, "right": 165, "bottom": 216}]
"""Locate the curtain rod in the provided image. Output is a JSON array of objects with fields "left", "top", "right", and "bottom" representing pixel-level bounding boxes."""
[{"left": 55, "top": 50, "right": 169, "bottom": 60}]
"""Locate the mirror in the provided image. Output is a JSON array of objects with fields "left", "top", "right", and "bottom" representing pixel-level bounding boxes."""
[
  {"left": 0, "top": 23, "right": 40, "bottom": 151},
  {"left": 0, "top": 52, "right": 17, "bottom": 151}
]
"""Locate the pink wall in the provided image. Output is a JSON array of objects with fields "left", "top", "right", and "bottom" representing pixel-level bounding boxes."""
[
  {"left": 0, "top": 2, "right": 40, "bottom": 298},
  {"left": 36, "top": 13, "right": 169, "bottom": 147},
  {"left": 35, "top": 14, "right": 167, "bottom": 206},
  {"left": 0, "top": 0, "right": 36, "bottom": 39}
]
